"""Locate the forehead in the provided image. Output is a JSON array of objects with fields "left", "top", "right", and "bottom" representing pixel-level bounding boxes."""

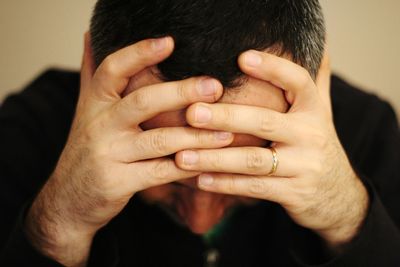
[{"left": 219, "top": 76, "right": 288, "bottom": 113}]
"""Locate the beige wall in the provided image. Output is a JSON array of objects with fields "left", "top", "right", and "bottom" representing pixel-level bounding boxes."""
[
  {"left": 320, "top": 0, "right": 400, "bottom": 117},
  {"left": 1, "top": 1, "right": 400, "bottom": 117},
  {"left": 0, "top": 0, "right": 96, "bottom": 97}
]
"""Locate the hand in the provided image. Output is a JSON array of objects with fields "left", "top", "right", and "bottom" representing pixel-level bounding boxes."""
[
  {"left": 175, "top": 49, "right": 369, "bottom": 249},
  {"left": 25, "top": 34, "right": 232, "bottom": 266}
]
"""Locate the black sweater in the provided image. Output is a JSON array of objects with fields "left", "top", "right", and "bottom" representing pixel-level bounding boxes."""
[{"left": 0, "top": 70, "right": 400, "bottom": 266}]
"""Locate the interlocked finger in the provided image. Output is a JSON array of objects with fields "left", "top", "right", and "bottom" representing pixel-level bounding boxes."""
[
  {"left": 176, "top": 146, "right": 292, "bottom": 177},
  {"left": 186, "top": 103, "right": 295, "bottom": 143},
  {"left": 117, "top": 127, "right": 234, "bottom": 162},
  {"left": 197, "top": 172, "right": 290, "bottom": 204},
  {"left": 111, "top": 76, "right": 223, "bottom": 128},
  {"left": 128, "top": 158, "right": 200, "bottom": 191}
]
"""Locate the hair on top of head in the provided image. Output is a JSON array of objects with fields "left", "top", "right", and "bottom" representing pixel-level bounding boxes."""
[{"left": 90, "top": 0, "right": 325, "bottom": 87}]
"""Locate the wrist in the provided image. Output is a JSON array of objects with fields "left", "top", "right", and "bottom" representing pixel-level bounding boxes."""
[
  {"left": 25, "top": 187, "right": 95, "bottom": 266},
  {"left": 318, "top": 177, "right": 369, "bottom": 250}
]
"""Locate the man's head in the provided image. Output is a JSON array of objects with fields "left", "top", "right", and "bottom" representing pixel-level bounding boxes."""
[
  {"left": 89, "top": 0, "right": 325, "bottom": 234},
  {"left": 90, "top": 0, "right": 325, "bottom": 83}
]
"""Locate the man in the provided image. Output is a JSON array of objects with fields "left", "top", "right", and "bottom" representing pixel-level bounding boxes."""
[{"left": 1, "top": 0, "right": 400, "bottom": 266}]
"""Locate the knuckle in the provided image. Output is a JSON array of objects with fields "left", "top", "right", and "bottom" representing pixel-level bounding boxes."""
[
  {"left": 308, "top": 129, "right": 329, "bottom": 149},
  {"left": 306, "top": 157, "right": 324, "bottom": 176},
  {"left": 176, "top": 81, "right": 190, "bottom": 102},
  {"left": 248, "top": 177, "right": 269, "bottom": 197},
  {"left": 135, "top": 39, "right": 148, "bottom": 49},
  {"left": 79, "top": 124, "right": 95, "bottom": 145},
  {"left": 150, "top": 160, "right": 173, "bottom": 185},
  {"left": 314, "top": 135, "right": 328, "bottom": 150},
  {"left": 260, "top": 114, "right": 274, "bottom": 134},
  {"left": 137, "top": 40, "right": 153, "bottom": 56},
  {"left": 149, "top": 130, "right": 168, "bottom": 154},
  {"left": 101, "top": 55, "right": 119, "bottom": 77},
  {"left": 208, "top": 151, "right": 223, "bottom": 169},
  {"left": 131, "top": 136, "right": 147, "bottom": 156},
  {"left": 219, "top": 106, "right": 235, "bottom": 128},
  {"left": 97, "top": 167, "right": 120, "bottom": 190},
  {"left": 81, "top": 115, "right": 107, "bottom": 143},
  {"left": 130, "top": 90, "right": 150, "bottom": 111},
  {"left": 92, "top": 142, "right": 111, "bottom": 160},
  {"left": 246, "top": 148, "right": 266, "bottom": 172},
  {"left": 193, "top": 129, "right": 207, "bottom": 145},
  {"left": 291, "top": 181, "right": 318, "bottom": 205},
  {"left": 225, "top": 176, "right": 238, "bottom": 194},
  {"left": 260, "top": 111, "right": 284, "bottom": 135},
  {"left": 128, "top": 42, "right": 150, "bottom": 63}
]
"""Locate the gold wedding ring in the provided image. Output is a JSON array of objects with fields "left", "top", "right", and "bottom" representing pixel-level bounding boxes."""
[{"left": 267, "top": 147, "right": 278, "bottom": 176}]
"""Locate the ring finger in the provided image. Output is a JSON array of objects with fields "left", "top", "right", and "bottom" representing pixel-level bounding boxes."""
[{"left": 175, "top": 146, "right": 296, "bottom": 177}]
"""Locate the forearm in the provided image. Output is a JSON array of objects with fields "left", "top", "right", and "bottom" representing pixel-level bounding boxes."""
[
  {"left": 25, "top": 182, "right": 94, "bottom": 267},
  {"left": 290, "top": 178, "right": 400, "bottom": 266}
]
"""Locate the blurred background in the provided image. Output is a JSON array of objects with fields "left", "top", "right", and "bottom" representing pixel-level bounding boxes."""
[{"left": 1, "top": 0, "right": 399, "bottom": 117}]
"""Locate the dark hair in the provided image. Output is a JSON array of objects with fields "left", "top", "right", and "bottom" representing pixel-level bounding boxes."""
[{"left": 90, "top": 0, "right": 325, "bottom": 87}]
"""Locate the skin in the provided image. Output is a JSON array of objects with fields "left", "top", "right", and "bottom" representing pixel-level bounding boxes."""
[
  {"left": 135, "top": 59, "right": 289, "bottom": 234},
  {"left": 25, "top": 34, "right": 368, "bottom": 267}
]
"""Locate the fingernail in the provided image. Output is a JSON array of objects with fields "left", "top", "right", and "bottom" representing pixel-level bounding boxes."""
[
  {"left": 152, "top": 37, "right": 168, "bottom": 52},
  {"left": 198, "top": 78, "right": 217, "bottom": 96},
  {"left": 244, "top": 51, "right": 262, "bottom": 67},
  {"left": 182, "top": 151, "right": 199, "bottom": 165},
  {"left": 215, "top": 131, "right": 233, "bottom": 141},
  {"left": 199, "top": 174, "right": 214, "bottom": 186},
  {"left": 195, "top": 105, "right": 212, "bottom": 123}
]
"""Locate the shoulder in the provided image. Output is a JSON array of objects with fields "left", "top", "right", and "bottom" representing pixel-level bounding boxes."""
[
  {"left": 1, "top": 68, "right": 80, "bottom": 121},
  {"left": 331, "top": 75, "right": 399, "bottom": 162},
  {"left": 15, "top": 68, "right": 80, "bottom": 105},
  {"left": 0, "top": 68, "right": 80, "bottom": 166},
  {"left": 331, "top": 75, "right": 395, "bottom": 119}
]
